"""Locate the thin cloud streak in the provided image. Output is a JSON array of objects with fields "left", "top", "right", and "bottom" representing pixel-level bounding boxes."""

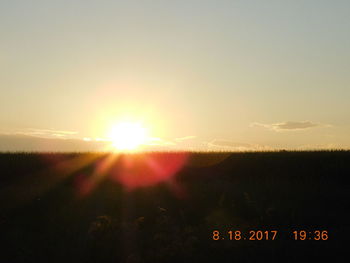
[
  {"left": 4, "top": 128, "right": 79, "bottom": 139},
  {"left": 0, "top": 134, "right": 110, "bottom": 152},
  {"left": 208, "top": 139, "right": 273, "bottom": 151},
  {"left": 174, "top": 136, "right": 196, "bottom": 142},
  {"left": 251, "top": 121, "right": 328, "bottom": 132}
]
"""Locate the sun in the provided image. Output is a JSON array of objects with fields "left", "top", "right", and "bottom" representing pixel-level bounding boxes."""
[{"left": 108, "top": 121, "right": 148, "bottom": 151}]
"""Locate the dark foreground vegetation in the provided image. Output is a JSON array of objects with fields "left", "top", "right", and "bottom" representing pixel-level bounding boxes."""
[{"left": 0, "top": 151, "right": 349, "bottom": 262}]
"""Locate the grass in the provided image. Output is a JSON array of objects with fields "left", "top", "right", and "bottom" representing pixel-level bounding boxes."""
[{"left": 0, "top": 151, "right": 349, "bottom": 262}]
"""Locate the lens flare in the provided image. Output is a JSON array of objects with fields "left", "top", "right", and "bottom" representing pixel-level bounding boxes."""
[{"left": 110, "top": 152, "right": 189, "bottom": 190}]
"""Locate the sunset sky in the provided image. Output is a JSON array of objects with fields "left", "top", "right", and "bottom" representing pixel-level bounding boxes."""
[{"left": 1, "top": 0, "right": 349, "bottom": 151}]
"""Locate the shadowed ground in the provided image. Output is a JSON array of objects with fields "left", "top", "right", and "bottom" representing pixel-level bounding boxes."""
[{"left": 0, "top": 151, "right": 349, "bottom": 262}]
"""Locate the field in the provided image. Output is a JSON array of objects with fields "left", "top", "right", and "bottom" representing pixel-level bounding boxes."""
[{"left": 0, "top": 151, "right": 349, "bottom": 262}]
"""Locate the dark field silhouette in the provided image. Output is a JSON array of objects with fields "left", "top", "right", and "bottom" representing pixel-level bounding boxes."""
[{"left": 0, "top": 151, "right": 349, "bottom": 262}]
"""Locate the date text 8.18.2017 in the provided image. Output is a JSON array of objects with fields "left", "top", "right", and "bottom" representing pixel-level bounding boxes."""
[{"left": 212, "top": 230, "right": 329, "bottom": 241}]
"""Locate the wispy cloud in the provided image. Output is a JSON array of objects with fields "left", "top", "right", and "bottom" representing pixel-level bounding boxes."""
[
  {"left": 0, "top": 134, "right": 110, "bottom": 152},
  {"left": 144, "top": 136, "right": 196, "bottom": 147},
  {"left": 174, "top": 135, "right": 196, "bottom": 142},
  {"left": 8, "top": 128, "right": 78, "bottom": 139},
  {"left": 145, "top": 137, "right": 176, "bottom": 146},
  {"left": 297, "top": 143, "right": 348, "bottom": 150},
  {"left": 208, "top": 139, "right": 272, "bottom": 151},
  {"left": 251, "top": 121, "right": 327, "bottom": 131}
]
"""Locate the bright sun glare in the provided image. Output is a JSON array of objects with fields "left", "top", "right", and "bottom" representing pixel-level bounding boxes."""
[{"left": 108, "top": 122, "right": 148, "bottom": 151}]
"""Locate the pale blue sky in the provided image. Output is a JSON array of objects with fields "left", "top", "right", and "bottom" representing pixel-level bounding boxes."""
[{"left": 1, "top": 0, "right": 349, "bottom": 150}]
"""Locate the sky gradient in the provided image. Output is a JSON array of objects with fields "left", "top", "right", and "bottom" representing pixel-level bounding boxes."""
[{"left": 1, "top": 0, "right": 349, "bottom": 151}]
